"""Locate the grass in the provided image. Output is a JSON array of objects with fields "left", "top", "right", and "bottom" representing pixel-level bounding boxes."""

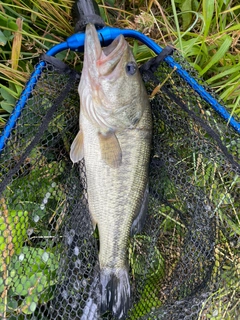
[{"left": 0, "top": 0, "right": 239, "bottom": 127}]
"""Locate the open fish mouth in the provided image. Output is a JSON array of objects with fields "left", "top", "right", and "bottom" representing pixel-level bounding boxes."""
[
  {"left": 85, "top": 23, "right": 128, "bottom": 76},
  {"left": 102, "top": 35, "right": 127, "bottom": 58},
  {"left": 99, "top": 35, "right": 128, "bottom": 76}
]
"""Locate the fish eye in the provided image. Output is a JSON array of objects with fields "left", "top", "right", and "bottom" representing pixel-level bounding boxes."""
[{"left": 126, "top": 62, "right": 138, "bottom": 76}]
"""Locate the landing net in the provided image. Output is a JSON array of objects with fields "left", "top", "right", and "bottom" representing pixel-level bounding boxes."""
[{"left": 0, "top": 52, "right": 239, "bottom": 319}]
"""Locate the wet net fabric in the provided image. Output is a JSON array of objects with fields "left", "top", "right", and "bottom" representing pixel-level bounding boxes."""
[{"left": 0, "top": 53, "right": 239, "bottom": 319}]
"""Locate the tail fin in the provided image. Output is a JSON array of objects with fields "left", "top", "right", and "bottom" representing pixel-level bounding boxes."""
[
  {"left": 100, "top": 268, "right": 130, "bottom": 319},
  {"left": 80, "top": 274, "right": 100, "bottom": 320}
]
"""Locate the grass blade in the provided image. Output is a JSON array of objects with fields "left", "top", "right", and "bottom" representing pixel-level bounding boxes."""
[
  {"left": 11, "top": 17, "right": 23, "bottom": 70},
  {"left": 200, "top": 35, "right": 232, "bottom": 76}
]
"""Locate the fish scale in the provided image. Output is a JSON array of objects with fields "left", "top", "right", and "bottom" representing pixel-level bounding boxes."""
[
  {"left": 70, "top": 23, "right": 152, "bottom": 319},
  {"left": 82, "top": 109, "right": 151, "bottom": 268}
]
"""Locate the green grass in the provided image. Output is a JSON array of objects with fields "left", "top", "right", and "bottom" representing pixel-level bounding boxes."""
[{"left": 0, "top": 0, "right": 239, "bottom": 126}]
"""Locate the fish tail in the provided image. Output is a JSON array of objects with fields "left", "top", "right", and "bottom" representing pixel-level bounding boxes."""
[
  {"left": 80, "top": 273, "right": 100, "bottom": 320},
  {"left": 100, "top": 268, "right": 130, "bottom": 319}
]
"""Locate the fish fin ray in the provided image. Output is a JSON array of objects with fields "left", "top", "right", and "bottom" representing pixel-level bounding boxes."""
[
  {"left": 100, "top": 268, "right": 130, "bottom": 319},
  {"left": 130, "top": 183, "right": 149, "bottom": 236},
  {"left": 81, "top": 272, "right": 100, "bottom": 320},
  {"left": 98, "top": 132, "right": 122, "bottom": 168},
  {"left": 91, "top": 219, "right": 97, "bottom": 230},
  {"left": 70, "top": 130, "right": 84, "bottom": 163}
]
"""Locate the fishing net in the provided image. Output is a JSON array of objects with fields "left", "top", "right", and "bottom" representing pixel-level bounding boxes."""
[{"left": 0, "top": 51, "right": 239, "bottom": 320}]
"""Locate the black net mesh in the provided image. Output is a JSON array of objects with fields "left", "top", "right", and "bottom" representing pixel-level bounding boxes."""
[{"left": 0, "top": 53, "right": 239, "bottom": 320}]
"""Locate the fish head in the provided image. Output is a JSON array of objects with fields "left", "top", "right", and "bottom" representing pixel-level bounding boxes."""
[{"left": 80, "top": 23, "right": 148, "bottom": 131}]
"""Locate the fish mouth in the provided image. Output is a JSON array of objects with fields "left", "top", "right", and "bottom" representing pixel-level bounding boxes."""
[
  {"left": 85, "top": 24, "right": 128, "bottom": 76},
  {"left": 100, "top": 35, "right": 128, "bottom": 76},
  {"left": 102, "top": 35, "right": 127, "bottom": 61}
]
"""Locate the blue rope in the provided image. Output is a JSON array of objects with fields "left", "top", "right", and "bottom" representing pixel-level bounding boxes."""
[{"left": 0, "top": 61, "right": 45, "bottom": 152}]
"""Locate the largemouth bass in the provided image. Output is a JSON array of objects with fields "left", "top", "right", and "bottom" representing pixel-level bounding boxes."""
[{"left": 70, "top": 23, "right": 152, "bottom": 319}]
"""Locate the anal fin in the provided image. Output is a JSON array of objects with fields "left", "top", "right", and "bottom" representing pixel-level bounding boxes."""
[{"left": 131, "top": 183, "right": 149, "bottom": 236}]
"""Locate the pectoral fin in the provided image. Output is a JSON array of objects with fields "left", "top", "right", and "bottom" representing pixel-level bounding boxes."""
[
  {"left": 70, "top": 130, "right": 84, "bottom": 163},
  {"left": 98, "top": 132, "right": 122, "bottom": 168}
]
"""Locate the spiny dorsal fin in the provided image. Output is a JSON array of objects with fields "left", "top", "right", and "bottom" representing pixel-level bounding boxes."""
[
  {"left": 98, "top": 132, "right": 122, "bottom": 168},
  {"left": 70, "top": 130, "right": 84, "bottom": 163}
]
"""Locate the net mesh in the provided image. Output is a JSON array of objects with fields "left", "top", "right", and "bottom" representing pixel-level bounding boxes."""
[{"left": 0, "top": 52, "right": 239, "bottom": 320}]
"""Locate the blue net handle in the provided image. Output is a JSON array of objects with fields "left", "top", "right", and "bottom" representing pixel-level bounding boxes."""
[{"left": 0, "top": 27, "right": 239, "bottom": 152}]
